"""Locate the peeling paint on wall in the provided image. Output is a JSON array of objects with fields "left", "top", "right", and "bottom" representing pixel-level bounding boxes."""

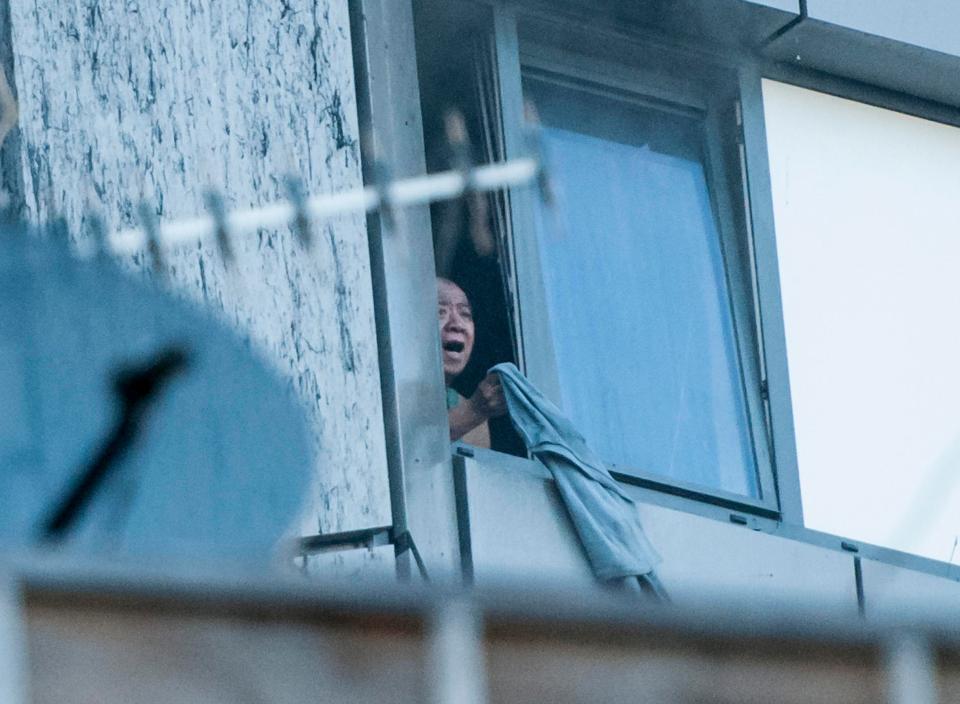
[{"left": 7, "top": 0, "right": 391, "bottom": 542}]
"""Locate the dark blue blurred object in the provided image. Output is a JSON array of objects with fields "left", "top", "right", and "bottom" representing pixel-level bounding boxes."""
[{"left": 0, "top": 220, "right": 312, "bottom": 559}]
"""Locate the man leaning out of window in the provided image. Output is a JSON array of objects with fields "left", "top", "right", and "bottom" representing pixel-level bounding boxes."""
[{"left": 438, "top": 277, "right": 506, "bottom": 447}]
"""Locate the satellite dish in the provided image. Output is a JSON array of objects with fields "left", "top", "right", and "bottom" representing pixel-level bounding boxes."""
[{"left": 0, "top": 221, "right": 312, "bottom": 559}]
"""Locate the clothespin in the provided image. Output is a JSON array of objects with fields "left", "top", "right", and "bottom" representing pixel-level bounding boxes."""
[
  {"left": 522, "top": 100, "right": 555, "bottom": 209},
  {"left": 361, "top": 128, "right": 397, "bottom": 234},
  {"left": 435, "top": 112, "right": 467, "bottom": 276},
  {"left": 445, "top": 109, "right": 494, "bottom": 259},
  {"left": 46, "top": 215, "right": 71, "bottom": 249},
  {"left": 283, "top": 175, "right": 313, "bottom": 249},
  {"left": 522, "top": 99, "right": 565, "bottom": 246},
  {"left": 372, "top": 159, "right": 397, "bottom": 234},
  {"left": 203, "top": 189, "right": 234, "bottom": 266},
  {"left": 84, "top": 211, "right": 109, "bottom": 260},
  {"left": 137, "top": 201, "right": 165, "bottom": 277},
  {"left": 445, "top": 109, "right": 472, "bottom": 183},
  {"left": 82, "top": 183, "right": 108, "bottom": 259}
]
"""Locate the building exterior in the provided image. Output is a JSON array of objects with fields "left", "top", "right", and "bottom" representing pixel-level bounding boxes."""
[
  {"left": 4, "top": 0, "right": 960, "bottom": 700},
  {"left": 350, "top": 0, "right": 960, "bottom": 608}
]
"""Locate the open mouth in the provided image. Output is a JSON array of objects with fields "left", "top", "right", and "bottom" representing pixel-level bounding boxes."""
[{"left": 443, "top": 341, "right": 465, "bottom": 354}]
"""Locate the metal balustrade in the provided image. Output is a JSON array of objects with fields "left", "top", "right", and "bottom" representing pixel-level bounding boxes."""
[{"left": 2, "top": 556, "right": 960, "bottom": 704}]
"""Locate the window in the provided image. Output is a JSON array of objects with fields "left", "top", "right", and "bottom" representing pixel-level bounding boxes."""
[
  {"left": 410, "top": 1, "right": 775, "bottom": 510},
  {"left": 503, "top": 33, "right": 775, "bottom": 508},
  {"left": 763, "top": 79, "right": 960, "bottom": 561},
  {"left": 525, "top": 75, "right": 759, "bottom": 498}
]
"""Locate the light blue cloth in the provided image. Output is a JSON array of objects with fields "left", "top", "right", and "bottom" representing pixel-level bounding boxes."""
[{"left": 492, "top": 363, "right": 664, "bottom": 591}]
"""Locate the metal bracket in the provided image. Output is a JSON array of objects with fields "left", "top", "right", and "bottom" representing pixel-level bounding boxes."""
[
  {"left": 392, "top": 529, "right": 430, "bottom": 582},
  {"left": 296, "top": 525, "right": 430, "bottom": 582},
  {"left": 297, "top": 526, "right": 393, "bottom": 555}
]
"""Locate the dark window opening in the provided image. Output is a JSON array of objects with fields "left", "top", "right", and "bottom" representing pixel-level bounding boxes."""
[{"left": 414, "top": 0, "right": 525, "bottom": 456}]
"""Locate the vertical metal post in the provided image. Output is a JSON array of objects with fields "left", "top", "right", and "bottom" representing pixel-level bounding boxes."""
[
  {"left": 0, "top": 574, "right": 27, "bottom": 704},
  {"left": 426, "top": 597, "right": 487, "bottom": 704},
  {"left": 884, "top": 631, "right": 937, "bottom": 704},
  {"left": 349, "top": 0, "right": 462, "bottom": 580},
  {"left": 736, "top": 66, "right": 805, "bottom": 523},
  {"left": 491, "top": 5, "right": 564, "bottom": 409},
  {"left": 853, "top": 556, "right": 866, "bottom": 618}
]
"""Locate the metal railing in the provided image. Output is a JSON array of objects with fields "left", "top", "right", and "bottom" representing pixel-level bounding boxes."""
[{"left": 5, "top": 556, "right": 960, "bottom": 703}]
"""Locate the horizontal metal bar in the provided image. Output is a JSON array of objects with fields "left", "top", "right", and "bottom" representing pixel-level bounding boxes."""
[
  {"left": 610, "top": 470, "right": 781, "bottom": 520},
  {"left": 13, "top": 550, "right": 960, "bottom": 649},
  {"left": 297, "top": 526, "right": 393, "bottom": 555},
  {"left": 101, "top": 157, "right": 540, "bottom": 257}
]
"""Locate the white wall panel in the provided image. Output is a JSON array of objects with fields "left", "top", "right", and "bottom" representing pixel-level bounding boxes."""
[
  {"left": 763, "top": 79, "right": 960, "bottom": 563},
  {"left": 637, "top": 502, "right": 858, "bottom": 609},
  {"left": 861, "top": 559, "right": 960, "bottom": 617},
  {"left": 458, "top": 452, "right": 594, "bottom": 586}
]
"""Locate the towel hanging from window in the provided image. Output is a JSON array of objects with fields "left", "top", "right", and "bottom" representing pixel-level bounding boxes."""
[{"left": 492, "top": 363, "right": 667, "bottom": 598}]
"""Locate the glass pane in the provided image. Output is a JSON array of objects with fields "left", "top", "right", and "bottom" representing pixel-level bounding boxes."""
[
  {"left": 763, "top": 79, "right": 960, "bottom": 561},
  {"left": 525, "top": 77, "right": 758, "bottom": 498}
]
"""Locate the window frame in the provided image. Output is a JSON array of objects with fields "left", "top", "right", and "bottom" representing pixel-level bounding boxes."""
[
  {"left": 736, "top": 65, "right": 805, "bottom": 524},
  {"left": 493, "top": 8, "right": 781, "bottom": 516}
]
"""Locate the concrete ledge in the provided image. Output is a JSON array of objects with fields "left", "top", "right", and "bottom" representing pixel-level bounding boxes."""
[
  {"left": 455, "top": 449, "right": 858, "bottom": 609},
  {"left": 764, "top": 6, "right": 960, "bottom": 108}
]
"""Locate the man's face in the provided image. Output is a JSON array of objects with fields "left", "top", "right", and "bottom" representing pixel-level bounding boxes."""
[{"left": 438, "top": 279, "right": 475, "bottom": 384}]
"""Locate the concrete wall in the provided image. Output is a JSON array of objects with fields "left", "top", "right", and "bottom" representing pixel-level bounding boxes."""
[{"left": 5, "top": 0, "right": 390, "bottom": 543}]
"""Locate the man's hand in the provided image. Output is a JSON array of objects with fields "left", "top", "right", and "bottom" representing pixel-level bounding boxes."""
[
  {"left": 448, "top": 372, "right": 507, "bottom": 442},
  {"left": 467, "top": 372, "right": 507, "bottom": 419}
]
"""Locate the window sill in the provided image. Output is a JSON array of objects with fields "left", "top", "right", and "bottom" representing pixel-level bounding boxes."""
[{"left": 452, "top": 447, "right": 960, "bottom": 609}]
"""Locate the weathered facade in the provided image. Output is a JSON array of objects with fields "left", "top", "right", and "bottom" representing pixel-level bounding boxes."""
[
  {"left": 7, "top": 0, "right": 960, "bottom": 701},
  {"left": 2, "top": 0, "right": 391, "bottom": 548},
  {"left": 3, "top": 0, "right": 960, "bottom": 665}
]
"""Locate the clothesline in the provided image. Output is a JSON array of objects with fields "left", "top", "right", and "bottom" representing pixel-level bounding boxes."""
[{"left": 103, "top": 157, "right": 540, "bottom": 257}]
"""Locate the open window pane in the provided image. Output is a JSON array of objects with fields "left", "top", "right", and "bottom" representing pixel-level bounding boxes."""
[
  {"left": 525, "top": 77, "right": 758, "bottom": 498},
  {"left": 764, "top": 79, "right": 960, "bottom": 561}
]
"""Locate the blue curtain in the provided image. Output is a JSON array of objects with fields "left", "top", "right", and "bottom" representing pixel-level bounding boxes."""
[{"left": 529, "top": 81, "right": 757, "bottom": 497}]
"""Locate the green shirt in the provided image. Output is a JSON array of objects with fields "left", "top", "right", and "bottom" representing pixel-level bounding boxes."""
[{"left": 445, "top": 387, "right": 461, "bottom": 410}]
